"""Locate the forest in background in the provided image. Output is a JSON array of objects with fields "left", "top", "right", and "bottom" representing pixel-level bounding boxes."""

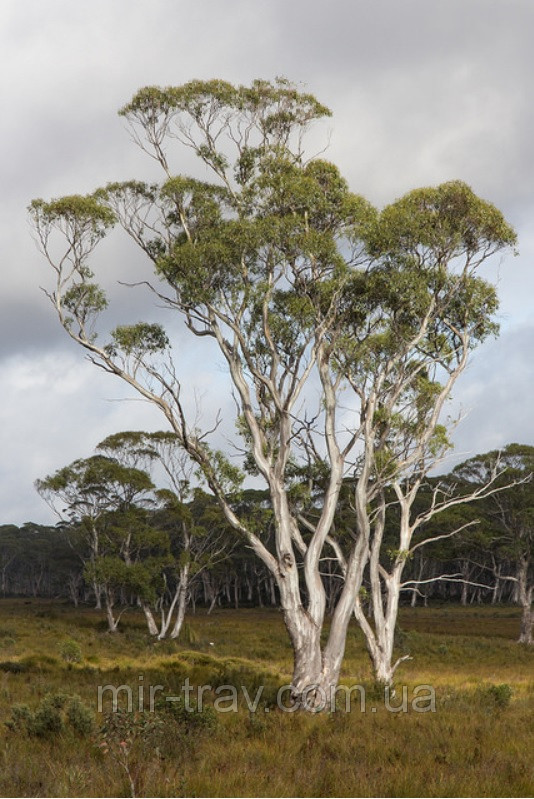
[{"left": 1, "top": 441, "right": 532, "bottom": 648}]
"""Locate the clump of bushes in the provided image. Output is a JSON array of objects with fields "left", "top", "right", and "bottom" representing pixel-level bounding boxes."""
[
  {"left": 6, "top": 692, "right": 94, "bottom": 737},
  {"left": 439, "top": 683, "right": 514, "bottom": 712}
]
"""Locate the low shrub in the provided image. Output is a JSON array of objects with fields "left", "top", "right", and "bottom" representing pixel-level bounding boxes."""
[
  {"left": 59, "top": 638, "right": 83, "bottom": 663},
  {"left": 0, "top": 628, "right": 16, "bottom": 648},
  {"left": 6, "top": 692, "right": 94, "bottom": 737},
  {"left": 477, "top": 682, "right": 513, "bottom": 709},
  {"left": 155, "top": 694, "right": 218, "bottom": 734}
]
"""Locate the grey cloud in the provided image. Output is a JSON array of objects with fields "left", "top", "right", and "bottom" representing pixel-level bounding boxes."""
[
  {"left": 449, "top": 324, "right": 534, "bottom": 461},
  {"left": 1, "top": 0, "right": 532, "bottom": 523}
]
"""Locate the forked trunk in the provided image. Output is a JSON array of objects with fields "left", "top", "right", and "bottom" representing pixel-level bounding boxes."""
[
  {"left": 282, "top": 546, "right": 365, "bottom": 710},
  {"left": 105, "top": 594, "right": 121, "bottom": 633},
  {"left": 354, "top": 600, "right": 396, "bottom": 687},
  {"left": 285, "top": 612, "right": 342, "bottom": 709},
  {"left": 140, "top": 565, "right": 190, "bottom": 639}
]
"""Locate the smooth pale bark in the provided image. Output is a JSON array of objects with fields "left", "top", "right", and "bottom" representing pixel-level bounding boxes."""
[
  {"left": 519, "top": 597, "right": 533, "bottom": 645},
  {"left": 491, "top": 563, "right": 502, "bottom": 605},
  {"left": 142, "top": 603, "right": 159, "bottom": 636},
  {"left": 280, "top": 527, "right": 369, "bottom": 707},
  {"left": 353, "top": 571, "right": 410, "bottom": 687},
  {"left": 170, "top": 568, "right": 189, "bottom": 639},
  {"left": 140, "top": 564, "right": 190, "bottom": 640},
  {"left": 104, "top": 590, "right": 122, "bottom": 633},
  {"left": 517, "top": 558, "right": 533, "bottom": 645}
]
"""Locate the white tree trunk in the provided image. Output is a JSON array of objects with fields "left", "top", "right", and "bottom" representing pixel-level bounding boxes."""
[
  {"left": 170, "top": 566, "right": 189, "bottom": 639},
  {"left": 142, "top": 603, "right": 159, "bottom": 636},
  {"left": 517, "top": 558, "right": 533, "bottom": 645},
  {"left": 105, "top": 590, "right": 121, "bottom": 633}
]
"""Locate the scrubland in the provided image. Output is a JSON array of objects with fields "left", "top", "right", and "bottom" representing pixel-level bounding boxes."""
[{"left": 0, "top": 600, "right": 532, "bottom": 797}]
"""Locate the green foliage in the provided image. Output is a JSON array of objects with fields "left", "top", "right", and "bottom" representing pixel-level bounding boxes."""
[
  {"left": 476, "top": 682, "right": 514, "bottom": 710},
  {"left": 58, "top": 638, "right": 82, "bottom": 664},
  {"left": 98, "top": 708, "right": 165, "bottom": 755},
  {"left": 62, "top": 282, "right": 108, "bottom": 329},
  {"left": 386, "top": 548, "right": 412, "bottom": 563},
  {"left": 97, "top": 699, "right": 217, "bottom": 794},
  {"left": 195, "top": 446, "right": 244, "bottom": 494},
  {"left": 367, "top": 181, "right": 517, "bottom": 259},
  {"left": 154, "top": 694, "right": 218, "bottom": 733},
  {"left": 7, "top": 692, "right": 94, "bottom": 737},
  {"left": 107, "top": 323, "right": 169, "bottom": 357},
  {"left": 119, "top": 77, "right": 332, "bottom": 132},
  {"left": 29, "top": 195, "right": 116, "bottom": 237},
  {"left": 66, "top": 694, "right": 95, "bottom": 735}
]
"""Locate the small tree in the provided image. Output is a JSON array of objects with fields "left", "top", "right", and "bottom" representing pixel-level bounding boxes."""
[
  {"left": 36, "top": 455, "right": 155, "bottom": 631},
  {"left": 97, "top": 431, "right": 233, "bottom": 639},
  {"left": 453, "top": 444, "right": 534, "bottom": 644}
]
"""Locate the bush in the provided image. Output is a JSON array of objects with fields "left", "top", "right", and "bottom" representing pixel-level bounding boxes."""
[
  {"left": 31, "top": 692, "right": 66, "bottom": 735},
  {"left": 478, "top": 683, "right": 513, "bottom": 709},
  {"left": 6, "top": 703, "right": 33, "bottom": 732},
  {"left": 59, "top": 638, "right": 82, "bottom": 663},
  {"left": 0, "top": 628, "right": 16, "bottom": 649},
  {"left": 97, "top": 709, "right": 167, "bottom": 797},
  {"left": 67, "top": 695, "right": 95, "bottom": 735},
  {"left": 6, "top": 692, "right": 94, "bottom": 737},
  {"left": 163, "top": 696, "right": 218, "bottom": 733}
]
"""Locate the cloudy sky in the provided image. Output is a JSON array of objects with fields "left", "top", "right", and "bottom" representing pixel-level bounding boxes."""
[{"left": 1, "top": 0, "right": 533, "bottom": 525}]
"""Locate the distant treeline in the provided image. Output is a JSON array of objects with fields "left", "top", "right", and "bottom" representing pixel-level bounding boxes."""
[{"left": 0, "top": 491, "right": 529, "bottom": 611}]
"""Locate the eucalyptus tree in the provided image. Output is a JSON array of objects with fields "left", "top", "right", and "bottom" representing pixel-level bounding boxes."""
[
  {"left": 287, "top": 180, "right": 517, "bottom": 684},
  {"left": 453, "top": 444, "right": 534, "bottom": 644},
  {"left": 29, "top": 78, "right": 515, "bottom": 704},
  {"left": 97, "top": 430, "right": 232, "bottom": 639},
  {"left": 36, "top": 454, "right": 155, "bottom": 630},
  {"left": 325, "top": 181, "right": 518, "bottom": 683}
]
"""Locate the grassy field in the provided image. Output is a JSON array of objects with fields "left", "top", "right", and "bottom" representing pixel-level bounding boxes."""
[{"left": 0, "top": 600, "right": 533, "bottom": 797}]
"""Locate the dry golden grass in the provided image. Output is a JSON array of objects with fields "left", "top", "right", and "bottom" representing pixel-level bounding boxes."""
[{"left": 0, "top": 599, "right": 533, "bottom": 797}]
